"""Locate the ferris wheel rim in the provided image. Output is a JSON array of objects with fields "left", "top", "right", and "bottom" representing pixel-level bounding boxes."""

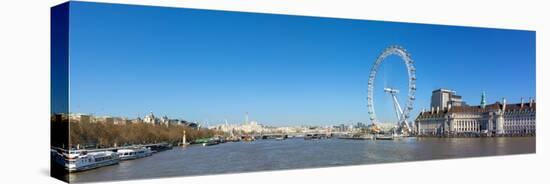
[{"left": 367, "top": 45, "right": 416, "bottom": 124}]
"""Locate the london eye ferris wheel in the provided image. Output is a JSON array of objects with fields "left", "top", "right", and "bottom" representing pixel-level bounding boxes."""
[{"left": 367, "top": 45, "right": 416, "bottom": 134}]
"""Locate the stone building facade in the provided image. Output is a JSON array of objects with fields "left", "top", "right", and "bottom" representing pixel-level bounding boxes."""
[{"left": 415, "top": 98, "right": 535, "bottom": 136}]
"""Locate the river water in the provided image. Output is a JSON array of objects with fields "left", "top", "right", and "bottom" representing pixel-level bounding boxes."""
[{"left": 69, "top": 137, "right": 535, "bottom": 183}]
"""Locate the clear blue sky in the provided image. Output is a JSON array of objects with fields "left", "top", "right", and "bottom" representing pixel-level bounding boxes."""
[{"left": 67, "top": 2, "right": 535, "bottom": 126}]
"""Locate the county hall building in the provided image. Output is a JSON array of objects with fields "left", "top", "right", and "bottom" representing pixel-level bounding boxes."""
[{"left": 415, "top": 89, "right": 536, "bottom": 136}]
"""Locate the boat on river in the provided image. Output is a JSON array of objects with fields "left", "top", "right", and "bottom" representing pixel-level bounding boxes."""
[
  {"left": 339, "top": 134, "right": 375, "bottom": 140},
  {"left": 117, "top": 147, "right": 153, "bottom": 160},
  {"left": 53, "top": 149, "right": 120, "bottom": 172},
  {"left": 375, "top": 133, "right": 406, "bottom": 140},
  {"left": 202, "top": 141, "right": 219, "bottom": 146},
  {"left": 304, "top": 133, "right": 328, "bottom": 140},
  {"left": 194, "top": 137, "right": 221, "bottom": 146}
]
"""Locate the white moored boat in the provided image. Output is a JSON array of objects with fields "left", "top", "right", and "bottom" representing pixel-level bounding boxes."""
[
  {"left": 63, "top": 150, "right": 120, "bottom": 172},
  {"left": 117, "top": 147, "right": 153, "bottom": 161}
]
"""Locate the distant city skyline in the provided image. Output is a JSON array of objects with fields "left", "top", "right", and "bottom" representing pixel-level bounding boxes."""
[{"left": 64, "top": 2, "right": 535, "bottom": 125}]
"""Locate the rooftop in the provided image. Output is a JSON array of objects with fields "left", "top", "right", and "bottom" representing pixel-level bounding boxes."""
[
  {"left": 418, "top": 101, "right": 536, "bottom": 118},
  {"left": 432, "top": 88, "right": 456, "bottom": 93}
]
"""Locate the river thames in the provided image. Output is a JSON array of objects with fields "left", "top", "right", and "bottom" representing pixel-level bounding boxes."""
[{"left": 69, "top": 137, "right": 535, "bottom": 183}]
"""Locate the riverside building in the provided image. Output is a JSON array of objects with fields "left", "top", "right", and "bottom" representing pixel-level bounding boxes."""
[
  {"left": 431, "top": 88, "right": 465, "bottom": 108},
  {"left": 415, "top": 90, "right": 536, "bottom": 136}
]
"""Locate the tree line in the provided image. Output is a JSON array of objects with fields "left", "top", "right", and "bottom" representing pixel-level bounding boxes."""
[{"left": 63, "top": 119, "right": 219, "bottom": 148}]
